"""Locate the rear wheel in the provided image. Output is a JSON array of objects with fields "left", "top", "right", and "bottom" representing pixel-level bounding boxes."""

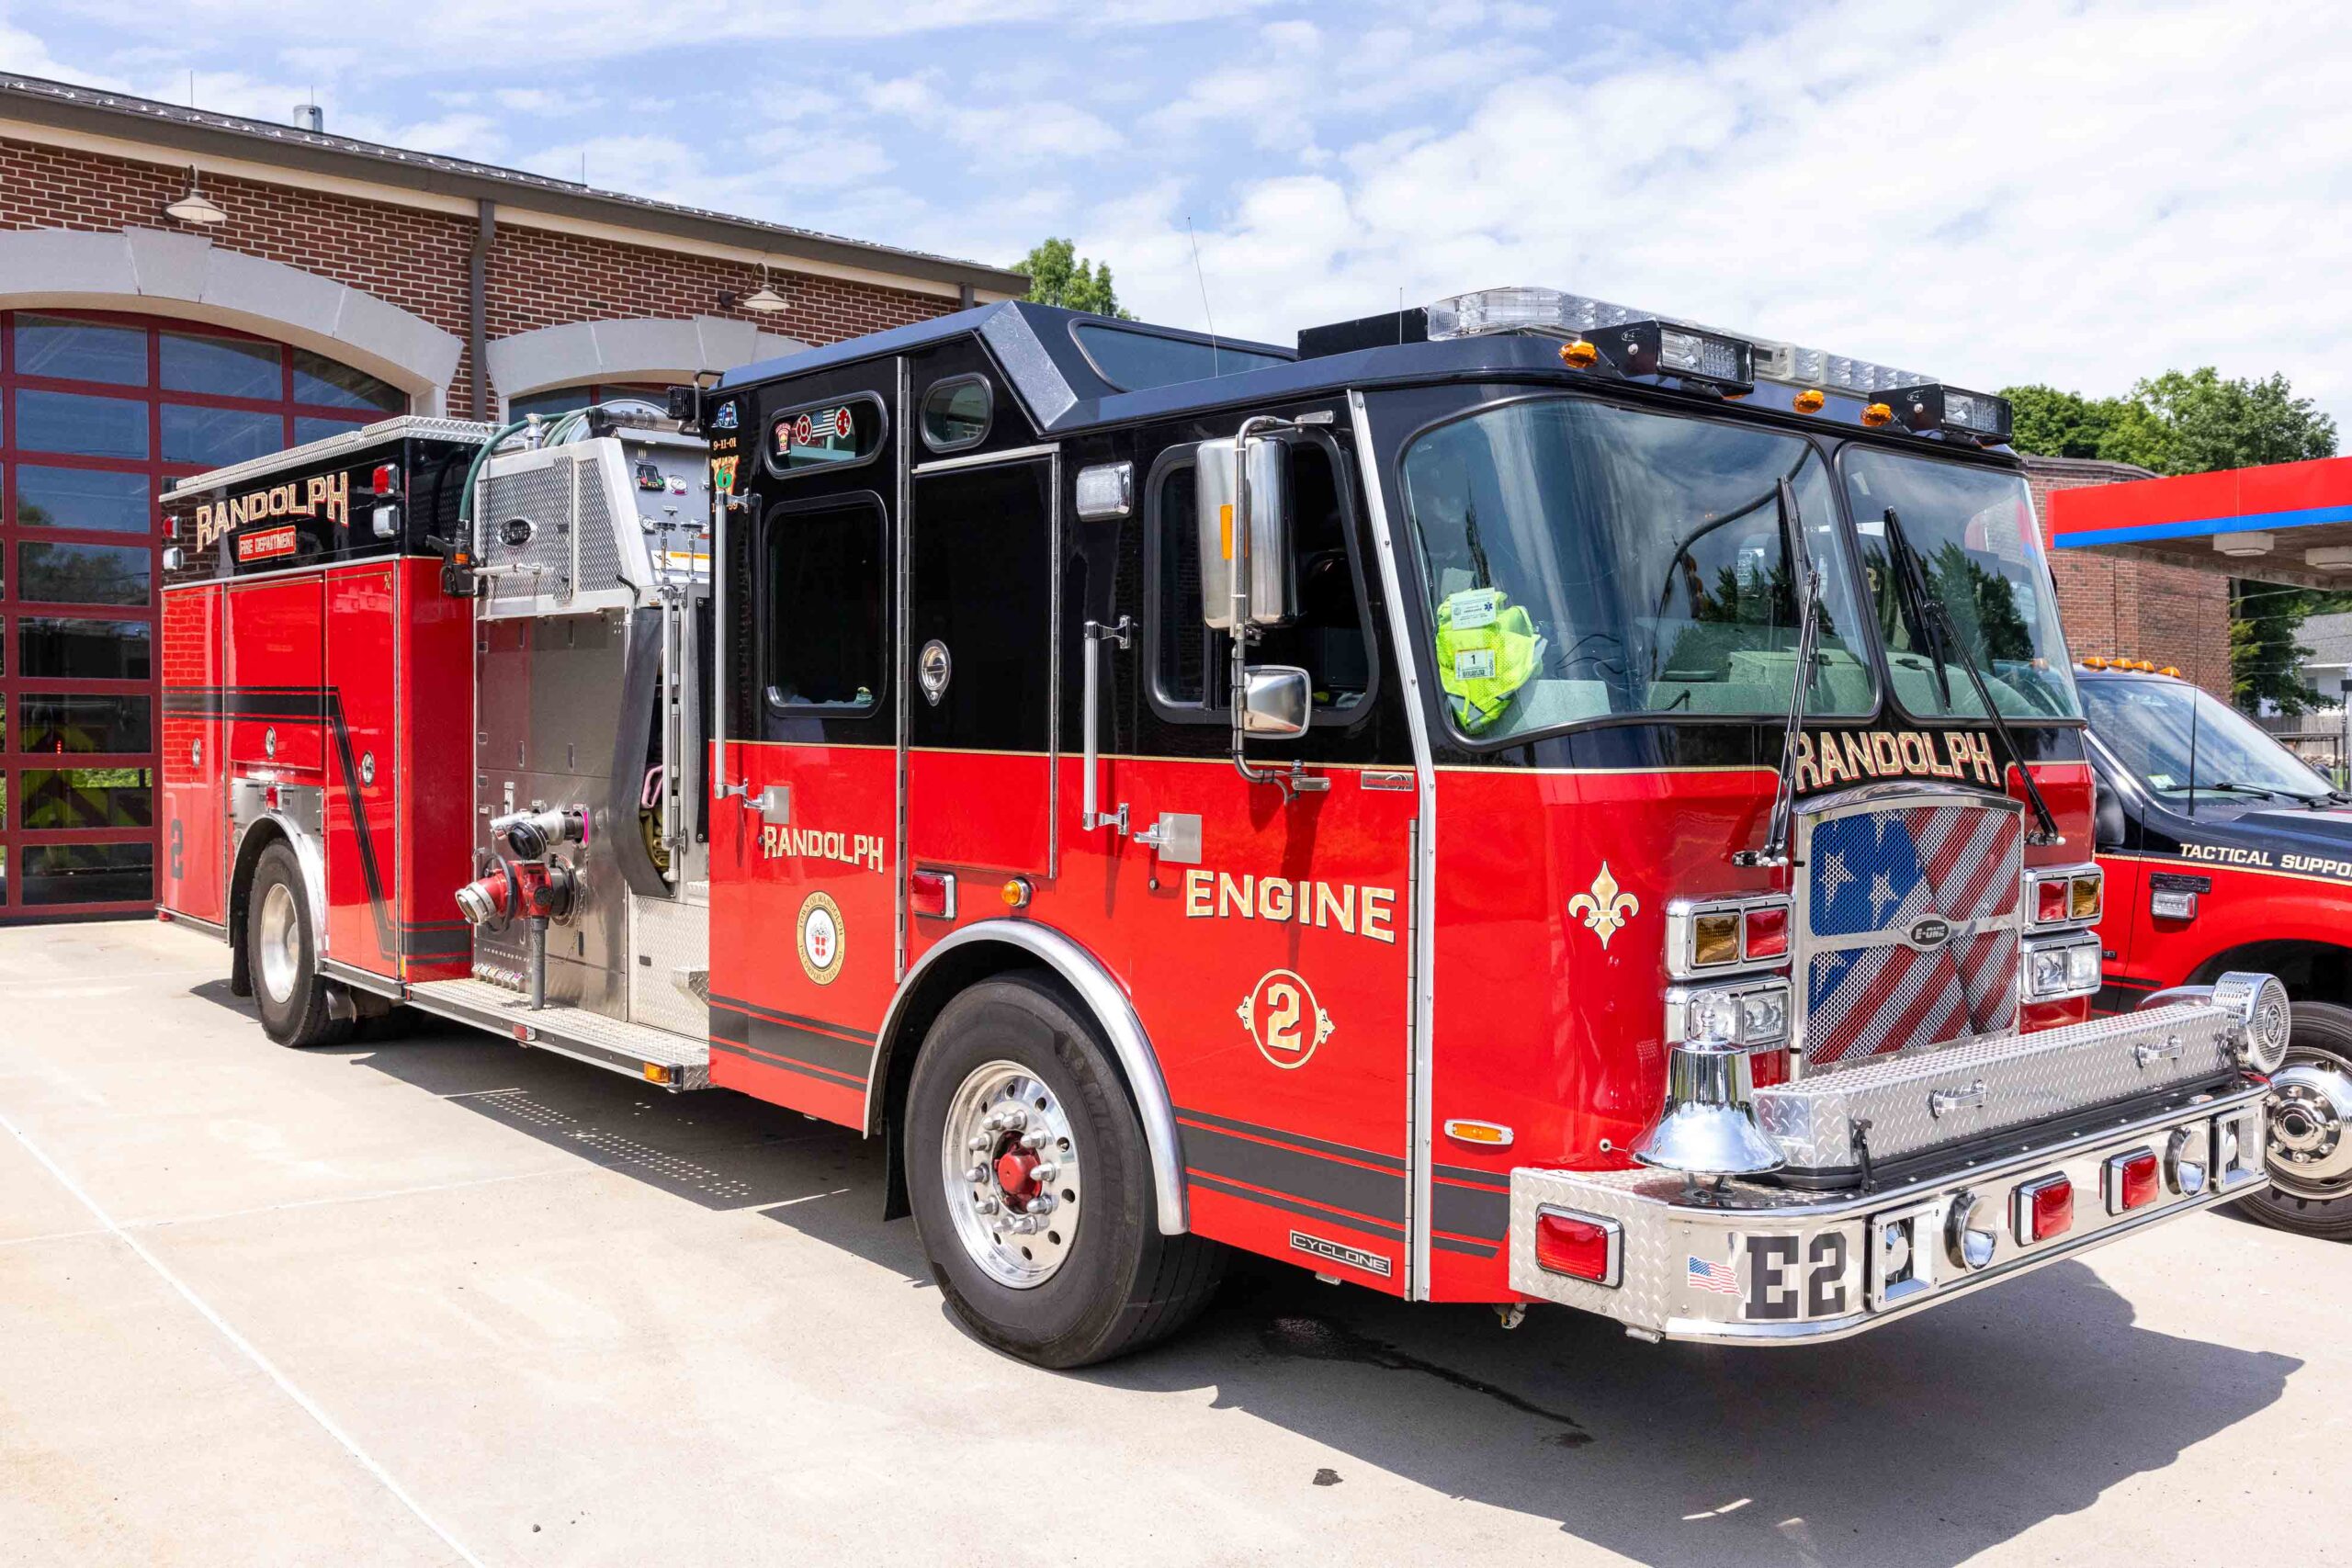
[
  {"left": 245, "top": 841, "right": 350, "bottom": 1049},
  {"left": 905, "top": 974, "right": 1225, "bottom": 1367},
  {"left": 2237, "top": 999, "right": 2352, "bottom": 1241}
]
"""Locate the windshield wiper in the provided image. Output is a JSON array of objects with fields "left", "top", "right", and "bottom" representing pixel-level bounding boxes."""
[
  {"left": 1736, "top": 477, "right": 1818, "bottom": 868},
  {"left": 2199, "top": 780, "right": 2324, "bottom": 805},
  {"left": 1879, "top": 508, "right": 1955, "bottom": 709},
  {"left": 1883, "top": 507, "right": 2064, "bottom": 846}
]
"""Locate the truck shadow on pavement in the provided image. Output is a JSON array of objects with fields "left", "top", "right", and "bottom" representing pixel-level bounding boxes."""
[{"left": 339, "top": 1010, "right": 2296, "bottom": 1568}]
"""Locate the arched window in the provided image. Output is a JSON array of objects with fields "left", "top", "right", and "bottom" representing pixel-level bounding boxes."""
[
  {"left": 506, "top": 381, "right": 669, "bottom": 422},
  {"left": 0, "top": 310, "right": 404, "bottom": 917}
]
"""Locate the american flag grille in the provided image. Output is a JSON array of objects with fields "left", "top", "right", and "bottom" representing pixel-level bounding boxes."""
[{"left": 1802, "top": 803, "right": 2023, "bottom": 1066}]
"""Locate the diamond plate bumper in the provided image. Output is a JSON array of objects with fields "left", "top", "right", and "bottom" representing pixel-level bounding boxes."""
[
  {"left": 1752, "top": 999, "right": 2243, "bottom": 1175},
  {"left": 1510, "top": 1079, "right": 2266, "bottom": 1344}
]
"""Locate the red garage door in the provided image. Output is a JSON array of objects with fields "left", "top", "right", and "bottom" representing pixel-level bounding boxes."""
[{"left": 0, "top": 310, "right": 404, "bottom": 920}]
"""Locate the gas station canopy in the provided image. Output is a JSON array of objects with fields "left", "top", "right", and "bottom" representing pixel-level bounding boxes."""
[{"left": 2046, "top": 455, "right": 2352, "bottom": 588}]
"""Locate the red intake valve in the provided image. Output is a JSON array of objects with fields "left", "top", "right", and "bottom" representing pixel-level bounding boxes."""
[{"left": 455, "top": 860, "right": 575, "bottom": 928}]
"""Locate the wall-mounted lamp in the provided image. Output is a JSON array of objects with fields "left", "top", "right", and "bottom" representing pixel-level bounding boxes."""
[
  {"left": 165, "top": 168, "right": 227, "bottom": 226},
  {"left": 721, "top": 262, "right": 787, "bottom": 314}
]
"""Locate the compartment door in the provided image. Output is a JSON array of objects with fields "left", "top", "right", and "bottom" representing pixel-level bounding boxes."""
[
  {"left": 225, "top": 576, "right": 325, "bottom": 775},
  {"left": 160, "top": 585, "right": 226, "bottom": 921},
  {"left": 323, "top": 564, "right": 400, "bottom": 973}
]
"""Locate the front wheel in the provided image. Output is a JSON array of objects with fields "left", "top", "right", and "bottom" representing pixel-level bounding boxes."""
[
  {"left": 2236, "top": 999, "right": 2352, "bottom": 1241},
  {"left": 904, "top": 974, "right": 1225, "bottom": 1367}
]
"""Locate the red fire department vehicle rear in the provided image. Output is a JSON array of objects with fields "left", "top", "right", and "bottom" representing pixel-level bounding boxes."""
[{"left": 159, "top": 288, "right": 2287, "bottom": 1366}]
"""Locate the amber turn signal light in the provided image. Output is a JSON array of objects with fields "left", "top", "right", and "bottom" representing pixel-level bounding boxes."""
[
  {"left": 1861, "top": 401, "right": 1894, "bottom": 427},
  {"left": 1792, "top": 388, "right": 1826, "bottom": 414},
  {"left": 1559, "top": 339, "right": 1600, "bottom": 367}
]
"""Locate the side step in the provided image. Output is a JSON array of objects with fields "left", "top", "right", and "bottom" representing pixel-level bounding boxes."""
[{"left": 406, "top": 977, "right": 711, "bottom": 1090}]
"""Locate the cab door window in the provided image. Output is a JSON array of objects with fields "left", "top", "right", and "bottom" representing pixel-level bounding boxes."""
[{"left": 1147, "top": 436, "right": 1375, "bottom": 723}]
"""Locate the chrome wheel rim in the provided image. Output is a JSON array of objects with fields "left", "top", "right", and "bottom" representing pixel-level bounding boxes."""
[
  {"left": 940, "top": 1059, "right": 1081, "bottom": 1289},
  {"left": 257, "top": 882, "right": 301, "bottom": 1005},
  {"left": 2265, "top": 1045, "right": 2352, "bottom": 1201}
]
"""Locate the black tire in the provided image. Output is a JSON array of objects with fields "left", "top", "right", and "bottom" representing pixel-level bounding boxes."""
[
  {"left": 2235, "top": 999, "right": 2352, "bottom": 1241},
  {"left": 244, "top": 841, "right": 351, "bottom": 1049},
  {"left": 904, "top": 973, "right": 1226, "bottom": 1368}
]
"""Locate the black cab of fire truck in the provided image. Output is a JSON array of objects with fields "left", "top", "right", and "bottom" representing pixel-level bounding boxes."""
[{"left": 2077, "top": 657, "right": 2352, "bottom": 1237}]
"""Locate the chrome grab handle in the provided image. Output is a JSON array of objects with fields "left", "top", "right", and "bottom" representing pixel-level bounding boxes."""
[
  {"left": 1928, "top": 1078, "right": 1988, "bottom": 1119},
  {"left": 2134, "top": 1035, "right": 2186, "bottom": 1069},
  {"left": 1082, "top": 617, "right": 1132, "bottom": 834}
]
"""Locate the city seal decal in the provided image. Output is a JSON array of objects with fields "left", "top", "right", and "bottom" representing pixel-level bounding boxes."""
[
  {"left": 1568, "top": 863, "right": 1638, "bottom": 949},
  {"left": 1238, "top": 968, "right": 1334, "bottom": 1069},
  {"left": 797, "top": 891, "right": 845, "bottom": 985}
]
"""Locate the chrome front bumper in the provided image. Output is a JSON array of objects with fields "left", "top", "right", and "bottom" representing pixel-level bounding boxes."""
[{"left": 1510, "top": 1078, "right": 2267, "bottom": 1344}]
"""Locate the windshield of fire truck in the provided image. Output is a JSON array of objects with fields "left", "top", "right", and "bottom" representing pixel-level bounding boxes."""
[
  {"left": 1842, "top": 450, "right": 2080, "bottom": 721},
  {"left": 1397, "top": 396, "right": 1872, "bottom": 739}
]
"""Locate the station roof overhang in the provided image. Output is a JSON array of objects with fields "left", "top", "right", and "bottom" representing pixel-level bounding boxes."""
[{"left": 2046, "top": 455, "right": 2352, "bottom": 588}]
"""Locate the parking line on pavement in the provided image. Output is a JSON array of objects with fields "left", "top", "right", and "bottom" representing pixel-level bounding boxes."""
[{"left": 0, "top": 1107, "right": 490, "bottom": 1568}]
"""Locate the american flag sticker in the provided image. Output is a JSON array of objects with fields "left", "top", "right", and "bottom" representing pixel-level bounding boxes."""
[{"left": 1687, "top": 1255, "right": 1740, "bottom": 1296}]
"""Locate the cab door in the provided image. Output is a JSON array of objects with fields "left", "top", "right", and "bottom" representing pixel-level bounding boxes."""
[
  {"left": 1105, "top": 430, "right": 1419, "bottom": 1294},
  {"left": 904, "top": 451, "right": 1057, "bottom": 885}
]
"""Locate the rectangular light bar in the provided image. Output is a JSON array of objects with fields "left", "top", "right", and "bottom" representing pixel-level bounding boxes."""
[
  {"left": 1422, "top": 287, "right": 1950, "bottom": 412},
  {"left": 1588, "top": 320, "right": 1754, "bottom": 393},
  {"left": 1885, "top": 383, "right": 2014, "bottom": 442}
]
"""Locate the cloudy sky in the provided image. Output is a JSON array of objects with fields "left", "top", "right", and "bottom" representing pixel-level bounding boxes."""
[{"left": 6, "top": 1, "right": 2347, "bottom": 432}]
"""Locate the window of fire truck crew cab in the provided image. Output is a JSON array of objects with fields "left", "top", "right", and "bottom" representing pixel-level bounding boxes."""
[
  {"left": 2082, "top": 676, "right": 2339, "bottom": 808},
  {"left": 764, "top": 496, "right": 886, "bottom": 715},
  {"left": 1152, "top": 435, "right": 1373, "bottom": 720},
  {"left": 1396, "top": 397, "right": 1870, "bottom": 739},
  {"left": 1841, "top": 449, "right": 2080, "bottom": 722}
]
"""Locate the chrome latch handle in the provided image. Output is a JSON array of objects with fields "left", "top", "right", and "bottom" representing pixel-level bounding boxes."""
[
  {"left": 2134, "top": 1035, "right": 2186, "bottom": 1069},
  {"left": 1928, "top": 1078, "right": 1988, "bottom": 1119},
  {"left": 1082, "top": 617, "right": 1133, "bottom": 833}
]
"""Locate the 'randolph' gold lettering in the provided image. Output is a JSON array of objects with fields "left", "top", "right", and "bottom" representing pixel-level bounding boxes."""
[
  {"left": 1183, "top": 868, "right": 1396, "bottom": 944},
  {"left": 1792, "top": 728, "right": 1998, "bottom": 793},
  {"left": 192, "top": 470, "right": 350, "bottom": 554},
  {"left": 758, "top": 824, "right": 886, "bottom": 872}
]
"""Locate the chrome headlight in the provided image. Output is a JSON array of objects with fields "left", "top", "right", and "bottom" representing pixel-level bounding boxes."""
[{"left": 2021, "top": 931, "right": 2100, "bottom": 1002}]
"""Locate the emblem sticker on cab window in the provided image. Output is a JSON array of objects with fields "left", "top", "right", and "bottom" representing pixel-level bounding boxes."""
[
  {"left": 797, "top": 891, "right": 845, "bottom": 985},
  {"left": 1239, "top": 967, "right": 1334, "bottom": 1069}
]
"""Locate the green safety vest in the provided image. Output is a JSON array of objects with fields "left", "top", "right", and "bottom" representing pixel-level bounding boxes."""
[{"left": 1434, "top": 588, "right": 1542, "bottom": 734}]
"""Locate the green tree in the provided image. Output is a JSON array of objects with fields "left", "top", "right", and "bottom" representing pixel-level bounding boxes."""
[
  {"left": 2004, "top": 384, "right": 2131, "bottom": 460},
  {"left": 1015, "top": 237, "right": 1130, "bottom": 319},
  {"left": 2126, "top": 367, "right": 2338, "bottom": 476}
]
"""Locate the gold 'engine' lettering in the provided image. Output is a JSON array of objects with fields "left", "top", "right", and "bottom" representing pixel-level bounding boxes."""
[{"left": 1183, "top": 868, "right": 1396, "bottom": 944}]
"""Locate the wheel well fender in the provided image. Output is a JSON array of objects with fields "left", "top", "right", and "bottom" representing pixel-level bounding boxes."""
[
  {"left": 869, "top": 921, "right": 1189, "bottom": 1236},
  {"left": 2190, "top": 940, "right": 2352, "bottom": 1009},
  {"left": 228, "top": 816, "right": 324, "bottom": 998}
]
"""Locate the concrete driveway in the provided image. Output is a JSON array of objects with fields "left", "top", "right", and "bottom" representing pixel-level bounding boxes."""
[{"left": 0, "top": 919, "right": 2342, "bottom": 1567}]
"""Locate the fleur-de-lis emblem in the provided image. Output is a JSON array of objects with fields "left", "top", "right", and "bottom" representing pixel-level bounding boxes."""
[{"left": 1568, "top": 862, "right": 1640, "bottom": 949}]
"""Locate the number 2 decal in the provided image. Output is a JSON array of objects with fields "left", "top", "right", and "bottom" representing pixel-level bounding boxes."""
[{"left": 1238, "top": 968, "right": 1337, "bottom": 1070}]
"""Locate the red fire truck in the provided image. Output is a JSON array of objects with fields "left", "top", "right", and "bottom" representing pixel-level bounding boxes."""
[{"left": 160, "top": 288, "right": 2290, "bottom": 1367}]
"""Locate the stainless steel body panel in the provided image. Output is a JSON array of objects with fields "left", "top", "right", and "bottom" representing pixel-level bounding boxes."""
[
  {"left": 408, "top": 976, "right": 710, "bottom": 1089},
  {"left": 1752, "top": 998, "right": 2245, "bottom": 1171},
  {"left": 1510, "top": 1078, "right": 2267, "bottom": 1344}
]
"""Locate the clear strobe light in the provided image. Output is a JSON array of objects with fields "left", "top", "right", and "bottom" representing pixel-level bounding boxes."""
[{"left": 1424, "top": 287, "right": 1938, "bottom": 400}]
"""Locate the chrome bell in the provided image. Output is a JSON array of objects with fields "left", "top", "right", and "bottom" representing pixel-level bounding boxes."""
[{"left": 1632, "top": 1041, "right": 1785, "bottom": 1179}]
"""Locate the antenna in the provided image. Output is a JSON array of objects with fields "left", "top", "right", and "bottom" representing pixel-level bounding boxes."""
[
  {"left": 1185, "top": 216, "right": 1221, "bottom": 377},
  {"left": 187, "top": 71, "right": 196, "bottom": 107},
  {"left": 1397, "top": 285, "right": 1405, "bottom": 344}
]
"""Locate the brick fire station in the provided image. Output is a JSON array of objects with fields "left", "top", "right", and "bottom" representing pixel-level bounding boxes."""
[{"left": 0, "top": 72, "right": 1022, "bottom": 922}]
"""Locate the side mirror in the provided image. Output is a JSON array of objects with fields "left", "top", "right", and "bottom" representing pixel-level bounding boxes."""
[
  {"left": 1239, "top": 665, "right": 1311, "bottom": 739},
  {"left": 2094, "top": 779, "right": 2127, "bottom": 850},
  {"left": 1194, "top": 434, "right": 1295, "bottom": 630}
]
